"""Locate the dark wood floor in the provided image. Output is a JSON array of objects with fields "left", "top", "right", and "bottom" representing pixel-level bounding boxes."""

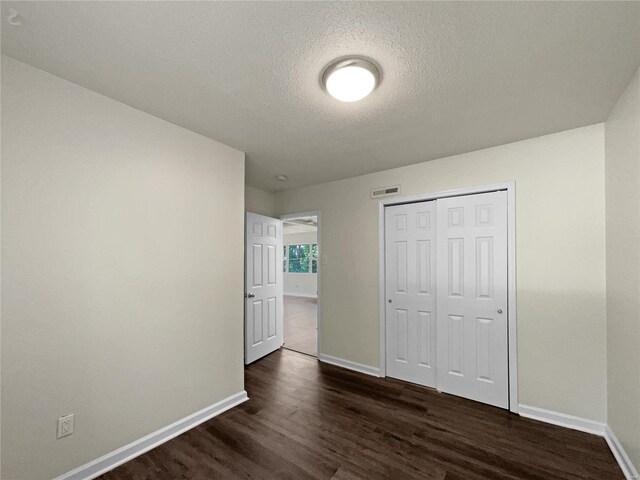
[
  {"left": 283, "top": 295, "right": 317, "bottom": 356},
  {"left": 100, "top": 349, "right": 623, "bottom": 480}
]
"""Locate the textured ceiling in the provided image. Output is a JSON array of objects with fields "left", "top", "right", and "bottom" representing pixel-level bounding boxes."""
[{"left": 2, "top": 1, "right": 639, "bottom": 192}]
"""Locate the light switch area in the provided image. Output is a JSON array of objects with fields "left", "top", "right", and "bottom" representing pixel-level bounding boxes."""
[
  {"left": 322, "top": 255, "right": 328, "bottom": 265},
  {"left": 57, "top": 414, "right": 74, "bottom": 439}
]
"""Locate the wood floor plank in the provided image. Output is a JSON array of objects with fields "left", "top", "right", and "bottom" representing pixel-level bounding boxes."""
[{"left": 99, "top": 349, "right": 624, "bottom": 480}]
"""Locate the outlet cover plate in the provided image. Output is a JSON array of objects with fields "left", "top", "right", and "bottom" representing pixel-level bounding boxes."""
[{"left": 57, "top": 414, "right": 74, "bottom": 438}]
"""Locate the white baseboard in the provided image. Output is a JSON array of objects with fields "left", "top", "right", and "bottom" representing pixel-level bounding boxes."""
[
  {"left": 284, "top": 293, "right": 317, "bottom": 299},
  {"left": 54, "top": 391, "right": 249, "bottom": 480},
  {"left": 605, "top": 425, "right": 640, "bottom": 480},
  {"left": 518, "top": 405, "right": 639, "bottom": 478},
  {"left": 318, "top": 353, "right": 380, "bottom": 377},
  {"left": 518, "top": 404, "right": 605, "bottom": 436}
]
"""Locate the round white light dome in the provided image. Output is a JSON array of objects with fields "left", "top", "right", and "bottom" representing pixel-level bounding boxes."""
[{"left": 322, "top": 58, "right": 379, "bottom": 102}]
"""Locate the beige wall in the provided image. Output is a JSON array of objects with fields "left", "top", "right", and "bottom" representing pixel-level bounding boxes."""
[
  {"left": 283, "top": 231, "right": 318, "bottom": 297},
  {"left": 1, "top": 56, "right": 246, "bottom": 479},
  {"left": 245, "top": 186, "right": 276, "bottom": 217},
  {"left": 606, "top": 66, "right": 640, "bottom": 468},
  {"left": 275, "top": 124, "right": 607, "bottom": 422}
]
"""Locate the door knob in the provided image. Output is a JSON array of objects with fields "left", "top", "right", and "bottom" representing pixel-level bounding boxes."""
[
  {"left": 497, "top": 309, "right": 503, "bottom": 314},
  {"left": 388, "top": 299, "right": 392, "bottom": 303},
  {"left": 246, "top": 293, "right": 255, "bottom": 299}
]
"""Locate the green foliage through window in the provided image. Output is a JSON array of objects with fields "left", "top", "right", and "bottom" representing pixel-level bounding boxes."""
[
  {"left": 283, "top": 245, "right": 287, "bottom": 272},
  {"left": 311, "top": 244, "right": 318, "bottom": 273},
  {"left": 284, "top": 243, "right": 318, "bottom": 273},
  {"left": 288, "top": 244, "right": 310, "bottom": 273}
]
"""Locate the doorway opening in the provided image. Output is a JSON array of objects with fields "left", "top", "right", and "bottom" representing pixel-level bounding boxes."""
[{"left": 281, "top": 212, "right": 320, "bottom": 357}]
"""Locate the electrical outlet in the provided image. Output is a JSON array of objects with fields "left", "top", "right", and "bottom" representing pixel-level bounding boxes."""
[{"left": 57, "top": 414, "right": 74, "bottom": 439}]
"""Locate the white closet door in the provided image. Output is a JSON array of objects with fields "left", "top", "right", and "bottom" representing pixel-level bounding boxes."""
[
  {"left": 436, "top": 191, "right": 509, "bottom": 408},
  {"left": 385, "top": 201, "right": 437, "bottom": 387},
  {"left": 245, "top": 212, "right": 283, "bottom": 364}
]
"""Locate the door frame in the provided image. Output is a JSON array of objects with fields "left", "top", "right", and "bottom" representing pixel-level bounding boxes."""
[
  {"left": 378, "top": 182, "right": 518, "bottom": 413},
  {"left": 280, "top": 210, "right": 321, "bottom": 357}
]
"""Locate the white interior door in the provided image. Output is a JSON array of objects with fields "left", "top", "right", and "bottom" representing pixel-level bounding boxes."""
[
  {"left": 385, "top": 201, "right": 437, "bottom": 387},
  {"left": 245, "top": 212, "right": 283, "bottom": 364},
  {"left": 436, "top": 191, "right": 509, "bottom": 408}
]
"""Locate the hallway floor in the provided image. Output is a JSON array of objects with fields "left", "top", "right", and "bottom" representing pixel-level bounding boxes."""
[{"left": 283, "top": 295, "right": 317, "bottom": 356}]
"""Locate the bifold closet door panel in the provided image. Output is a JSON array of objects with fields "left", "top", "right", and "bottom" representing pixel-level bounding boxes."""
[
  {"left": 385, "top": 201, "right": 437, "bottom": 388},
  {"left": 436, "top": 191, "right": 509, "bottom": 409}
]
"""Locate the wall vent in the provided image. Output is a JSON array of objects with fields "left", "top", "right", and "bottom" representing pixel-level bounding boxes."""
[{"left": 370, "top": 185, "right": 400, "bottom": 199}]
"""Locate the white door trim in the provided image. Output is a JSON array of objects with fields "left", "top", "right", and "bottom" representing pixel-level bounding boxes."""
[
  {"left": 280, "top": 210, "right": 321, "bottom": 357},
  {"left": 378, "top": 182, "right": 518, "bottom": 413}
]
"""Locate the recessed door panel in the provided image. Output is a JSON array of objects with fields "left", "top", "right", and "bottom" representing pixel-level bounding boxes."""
[
  {"left": 476, "top": 238, "right": 494, "bottom": 299},
  {"left": 267, "top": 244, "right": 277, "bottom": 286},
  {"left": 476, "top": 205, "right": 494, "bottom": 226},
  {"left": 396, "top": 309, "right": 409, "bottom": 362},
  {"left": 395, "top": 241, "right": 408, "bottom": 294},
  {"left": 267, "top": 297, "right": 277, "bottom": 339},
  {"left": 448, "top": 207, "right": 464, "bottom": 228},
  {"left": 417, "top": 311, "right": 432, "bottom": 367},
  {"left": 416, "top": 211, "right": 430, "bottom": 230},
  {"left": 448, "top": 315, "right": 464, "bottom": 376},
  {"left": 448, "top": 239, "right": 464, "bottom": 297},
  {"left": 252, "top": 300, "right": 263, "bottom": 346},
  {"left": 476, "top": 317, "right": 494, "bottom": 383},
  {"left": 417, "top": 240, "right": 431, "bottom": 295},
  {"left": 395, "top": 214, "right": 407, "bottom": 231},
  {"left": 253, "top": 244, "right": 263, "bottom": 287}
]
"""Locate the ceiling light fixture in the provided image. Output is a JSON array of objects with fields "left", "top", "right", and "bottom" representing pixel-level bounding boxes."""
[
  {"left": 322, "top": 57, "right": 380, "bottom": 102},
  {"left": 275, "top": 174, "right": 288, "bottom": 181}
]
